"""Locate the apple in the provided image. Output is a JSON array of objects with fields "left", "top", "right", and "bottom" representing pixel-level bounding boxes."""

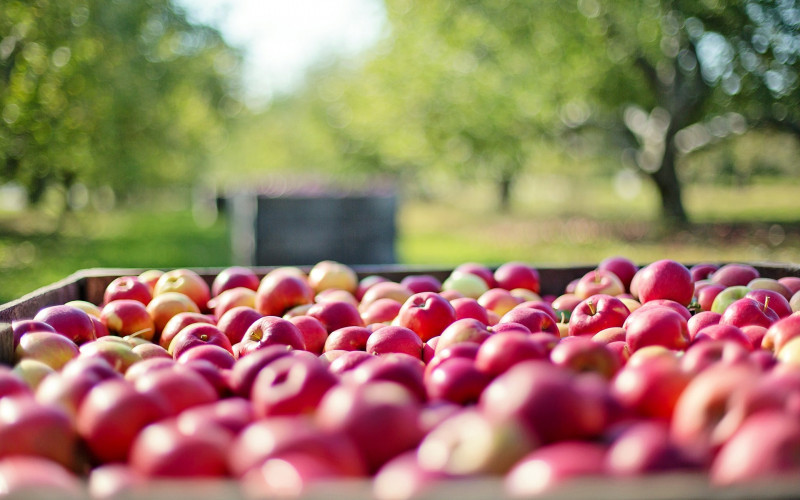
[
  {"left": 690, "top": 263, "right": 719, "bottom": 282},
  {"left": 505, "top": 440, "right": 607, "bottom": 496},
  {"left": 711, "top": 263, "right": 760, "bottom": 287},
  {"left": 573, "top": 269, "right": 625, "bottom": 300},
  {"left": 176, "top": 397, "right": 254, "bottom": 439},
  {"left": 177, "top": 343, "right": 236, "bottom": 369},
  {"left": 680, "top": 339, "right": 750, "bottom": 375},
  {"left": 250, "top": 353, "right": 338, "bottom": 417},
  {"left": 441, "top": 272, "right": 489, "bottom": 299},
  {"left": 592, "top": 327, "right": 626, "bottom": 344},
  {"left": 316, "top": 381, "right": 425, "bottom": 473},
  {"left": 567, "top": 294, "right": 629, "bottom": 337},
  {"left": 373, "top": 451, "right": 452, "bottom": 500},
  {"left": 228, "top": 344, "right": 294, "bottom": 398},
  {"left": 687, "top": 311, "right": 722, "bottom": 340},
  {"left": 793, "top": 291, "right": 800, "bottom": 313},
  {"left": 0, "top": 456, "right": 82, "bottom": 497},
  {"left": 710, "top": 285, "right": 751, "bottom": 314},
  {"left": 138, "top": 269, "right": 165, "bottom": 292},
  {"left": 212, "top": 266, "right": 260, "bottom": 297},
  {"left": 323, "top": 326, "right": 371, "bottom": 352},
  {"left": 480, "top": 361, "right": 606, "bottom": 444},
  {"left": 478, "top": 288, "right": 524, "bottom": 317},
  {"left": 719, "top": 297, "right": 779, "bottom": 329},
  {"left": 100, "top": 299, "right": 156, "bottom": 342},
  {"left": 347, "top": 354, "right": 427, "bottom": 403},
  {"left": 742, "top": 325, "right": 769, "bottom": 349},
  {"left": 64, "top": 300, "right": 102, "bottom": 319},
  {"left": 315, "top": 288, "right": 360, "bottom": 306},
  {"left": 287, "top": 315, "right": 328, "bottom": 355},
  {"left": 15, "top": 331, "right": 79, "bottom": 370},
  {"left": 307, "top": 260, "right": 358, "bottom": 295},
  {"left": 693, "top": 324, "right": 753, "bottom": 350},
  {"left": 153, "top": 268, "right": 211, "bottom": 311},
  {"left": 400, "top": 274, "right": 442, "bottom": 294},
  {"left": 624, "top": 306, "right": 690, "bottom": 353},
  {"left": 745, "top": 288, "right": 793, "bottom": 318},
  {"left": 434, "top": 318, "right": 491, "bottom": 355},
  {"left": 762, "top": 313, "right": 800, "bottom": 354},
  {"left": 103, "top": 276, "right": 153, "bottom": 306},
  {"left": 424, "top": 357, "right": 492, "bottom": 405},
  {"left": 78, "top": 338, "right": 142, "bottom": 374},
  {"left": 33, "top": 304, "right": 96, "bottom": 345},
  {"left": 146, "top": 292, "right": 201, "bottom": 334},
  {"left": 133, "top": 364, "right": 219, "bottom": 417},
  {"left": 209, "top": 287, "right": 256, "bottom": 319},
  {"left": 238, "top": 316, "right": 305, "bottom": 357},
  {"left": 366, "top": 325, "right": 424, "bottom": 359},
  {"left": 425, "top": 343, "right": 481, "bottom": 380},
  {"left": 168, "top": 322, "right": 233, "bottom": 359},
  {"left": 87, "top": 464, "right": 144, "bottom": 499},
  {"left": 394, "top": 292, "right": 457, "bottom": 342},
  {"left": 598, "top": 256, "right": 638, "bottom": 291},
  {"left": 77, "top": 378, "right": 170, "bottom": 463},
  {"left": 695, "top": 283, "right": 726, "bottom": 312},
  {"left": 779, "top": 276, "right": 800, "bottom": 296},
  {"left": 357, "top": 275, "right": 390, "bottom": 301},
  {"left": 453, "top": 262, "right": 496, "bottom": 289},
  {"left": 359, "top": 281, "right": 413, "bottom": 310},
  {"left": 611, "top": 354, "right": 692, "bottom": 421},
  {"left": 360, "top": 298, "right": 403, "bottom": 325},
  {"left": 131, "top": 342, "right": 171, "bottom": 361},
  {"left": 327, "top": 350, "right": 374, "bottom": 376},
  {"left": 0, "top": 396, "right": 77, "bottom": 469},
  {"left": 549, "top": 336, "right": 621, "bottom": 379},
  {"left": 606, "top": 420, "right": 700, "bottom": 476},
  {"left": 10, "top": 320, "right": 56, "bottom": 350},
  {"left": 493, "top": 262, "right": 540, "bottom": 293},
  {"left": 307, "top": 300, "right": 365, "bottom": 334},
  {"left": 157, "top": 311, "right": 214, "bottom": 350},
  {"left": 635, "top": 259, "right": 694, "bottom": 306},
  {"left": 255, "top": 271, "right": 314, "bottom": 317},
  {"left": 216, "top": 306, "right": 262, "bottom": 347},
  {"left": 449, "top": 297, "right": 490, "bottom": 324},
  {"left": 498, "top": 307, "right": 559, "bottom": 336},
  {"left": 748, "top": 277, "right": 793, "bottom": 300},
  {"left": 0, "top": 366, "right": 32, "bottom": 399}
]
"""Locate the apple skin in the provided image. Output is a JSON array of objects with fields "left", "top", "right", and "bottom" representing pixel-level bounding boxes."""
[
  {"left": 480, "top": 361, "right": 606, "bottom": 444},
  {"left": 505, "top": 440, "right": 607, "bottom": 496},
  {"left": 361, "top": 298, "right": 403, "bottom": 325},
  {"left": 366, "top": 325, "right": 424, "bottom": 359},
  {"left": 228, "top": 344, "right": 294, "bottom": 398},
  {"left": 158, "top": 311, "right": 214, "bottom": 350},
  {"left": 78, "top": 338, "right": 142, "bottom": 375},
  {"left": 101, "top": 299, "right": 156, "bottom": 342},
  {"left": 611, "top": 355, "right": 692, "bottom": 421},
  {"left": 255, "top": 272, "right": 314, "bottom": 317},
  {"left": 690, "top": 263, "right": 719, "bottom": 282},
  {"left": 762, "top": 313, "right": 800, "bottom": 354},
  {"left": 719, "top": 297, "right": 780, "bottom": 329},
  {"left": 327, "top": 350, "right": 375, "bottom": 376},
  {"left": 146, "top": 292, "right": 202, "bottom": 334},
  {"left": 129, "top": 418, "right": 229, "bottom": 478},
  {"left": 15, "top": 331, "right": 80, "bottom": 370},
  {"left": 680, "top": 339, "right": 750, "bottom": 375},
  {"left": 87, "top": 464, "right": 144, "bottom": 499},
  {"left": 33, "top": 304, "right": 96, "bottom": 345},
  {"left": 748, "top": 277, "right": 793, "bottom": 300},
  {"left": 138, "top": 269, "right": 165, "bottom": 292},
  {"left": 287, "top": 315, "right": 328, "bottom": 355},
  {"left": 168, "top": 323, "right": 233, "bottom": 359},
  {"left": 624, "top": 306, "right": 690, "bottom": 353},
  {"left": 745, "top": 289, "right": 793, "bottom": 318},
  {"left": 0, "top": 366, "right": 33, "bottom": 399},
  {"left": 77, "top": 378, "right": 170, "bottom": 463},
  {"left": 153, "top": 268, "right": 211, "bottom": 311},
  {"left": 348, "top": 354, "right": 427, "bottom": 403},
  {"left": 104, "top": 276, "right": 153, "bottom": 306},
  {"left": 209, "top": 287, "right": 256, "bottom": 320},
  {"left": 316, "top": 381, "right": 425, "bottom": 474},
  {"left": 238, "top": 316, "right": 306, "bottom": 356},
  {"left": 251, "top": 353, "right": 339, "bottom": 417},
  {"left": 573, "top": 269, "right": 625, "bottom": 300},
  {"left": 356, "top": 275, "right": 389, "bottom": 301},
  {"left": 687, "top": 311, "right": 722, "bottom": 340},
  {"left": 779, "top": 276, "right": 800, "bottom": 296},
  {"left": 598, "top": 256, "right": 638, "bottom": 291},
  {"left": 710, "top": 410, "right": 800, "bottom": 486},
  {"left": 424, "top": 356, "right": 493, "bottom": 405},
  {"left": 693, "top": 324, "right": 753, "bottom": 351},
  {"left": 434, "top": 318, "right": 491, "bottom": 355},
  {"left": 373, "top": 451, "right": 453, "bottom": 500},
  {"left": 606, "top": 420, "right": 701, "bottom": 476},
  {"left": 474, "top": 331, "right": 548, "bottom": 376},
  {"left": 549, "top": 336, "right": 621, "bottom": 379},
  {"left": 493, "top": 261, "right": 540, "bottom": 293},
  {"left": 10, "top": 320, "right": 57, "bottom": 350},
  {"left": 307, "top": 300, "right": 366, "bottom": 334},
  {"left": 0, "top": 396, "right": 78, "bottom": 470},
  {"left": 0, "top": 456, "right": 83, "bottom": 497},
  {"left": 212, "top": 266, "right": 260, "bottom": 297},
  {"left": 394, "top": 292, "right": 457, "bottom": 342},
  {"left": 215, "top": 307, "right": 263, "bottom": 349},
  {"left": 177, "top": 343, "right": 236, "bottom": 369},
  {"left": 324, "top": 326, "right": 371, "bottom": 352},
  {"left": 449, "top": 297, "right": 490, "bottom": 325},
  {"left": 478, "top": 288, "right": 524, "bottom": 317},
  {"left": 442, "top": 272, "right": 490, "bottom": 300},
  {"left": 635, "top": 259, "right": 694, "bottom": 307},
  {"left": 308, "top": 260, "right": 358, "bottom": 295},
  {"left": 498, "top": 307, "right": 559, "bottom": 336},
  {"left": 359, "top": 281, "right": 413, "bottom": 310},
  {"left": 133, "top": 364, "right": 219, "bottom": 417},
  {"left": 568, "top": 294, "right": 629, "bottom": 337},
  {"left": 711, "top": 263, "right": 760, "bottom": 287},
  {"left": 453, "top": 262, "right": 497, "bottom": 289},
  {"left": 592, "top": 327, "right": 626, "bottom": 344}
]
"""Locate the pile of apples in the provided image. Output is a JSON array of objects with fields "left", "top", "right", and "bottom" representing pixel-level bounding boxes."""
[{"left": 2, "top": 258, "right": 800, "bottom": 498}]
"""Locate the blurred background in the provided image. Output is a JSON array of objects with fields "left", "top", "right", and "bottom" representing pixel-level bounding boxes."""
[{"left": 1, "top": 0, "right": 799, "bottom": 302}]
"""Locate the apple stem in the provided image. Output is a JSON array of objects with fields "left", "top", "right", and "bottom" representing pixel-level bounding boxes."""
[
  {"left": 200, "top": 334, "right": 208, "bottom": 341},
  {"left": 587, "top": 300, "right": 596, "bottom": 315},
  {"left": 763, "top": 296, "right": 771, "bottom": 312}
]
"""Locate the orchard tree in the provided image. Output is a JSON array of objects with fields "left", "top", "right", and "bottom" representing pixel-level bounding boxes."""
[{"left": 0, "top": 0, "right": 242, "bottom": 208}]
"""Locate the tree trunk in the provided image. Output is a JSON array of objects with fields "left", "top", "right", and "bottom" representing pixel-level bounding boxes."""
[
  {"left": 649, "top": 139, "right": 689, "bottom": 226},
  {"left": 498, "top": 171, "right": 513, "bottom": 213}
]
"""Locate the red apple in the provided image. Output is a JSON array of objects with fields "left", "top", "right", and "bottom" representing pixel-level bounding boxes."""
[
  {"left": 366, "top": 325, "right": 424, "bottom": 359},
  {"left": 158, "top": 311, "right": 214, "bottom": 350},
  {"left": 146, "top": 292, "right": 201, "bottom": 333},
  {"left": 0, "top": 366, "right": 32, "bottom": 399},
  {"left": 711, "top": 263, "right": 760, "bottom": 287},
  {"left": 498, "top": 307, "right": 559, "bottom": 336},
  {"left": 238, "top": 316, "right": 305, "bottom": 356},
  {"left": 493, "top": 262, "right": 540, "bottom": 293},
  {"left": 212, "top": 266, "right": 260, "bottom": 297},
  {"left": 153, "top": 268, "right": 211, "bottom": 311},
  {"left": 549, "top": 336, "right": 621, "bottom": 379},
  {"left": 696, "top": 283, "right": 726, "bottom": 312},
  {"left": 356, "top": 275, "right": 390, "bottom": 301},
  {"left": 635, "top": 259, "right": 694, "bottom": 306},
  {"left": 0, "top": 396, "right": 77, "bottom": 469},
  {"left": 693, "top": 324, "right": 753, "bottom": 350},
  {"left": 779, "top": 277, "right": 800, "bottom": 296},
  {"left": 360, "top": 298, "right": 403, "bottom": 325},
  {"left": 606, "top": 420, "right": 700, "bottom": 476},
  {"left": 10, "top": 320, "right": 56, "bottom": 350},
  {"left": 690, "top": 263, "right": 719, "bottom": 282},
  {"left": 78, "top": 338, "right": 142, "bottom": 375},
  {"left": 0, "top": 456, "right": 82, "bottom": 497},
  {"left": 397, "top": 274, "right": 441, "bottom": 295},
  {"left": 177, "top": 343, "right": 236, "bottom": 369},
  {"left": 687, "top": 311, "right": 722, "bottom": 340},
  {"left": 592, "top": 327, "right": 627, "bottom": 344},
  {"left": 15, "top": 331, "right": 79, "bottom": 370},
  {"left": 598, "top": 256, "right": 638, "bottom": 291},
  {"left": 100, "top": 299, "right": 156, "bottom": 342},
  {"left": 347, "top": 354, "right": 427, "bottom": 403},
  {"left": 138, "top": 269, "right": 165, "bottom": 292},
  {"left": 286, "top": 315, "right": 328, "bottom": 355},
  {"left": 307, "top": 300, "right": 365, "bottom": 334},
  {"left": 624, "top": 306, "right": 690, "bottom": 353},
  {"left": 748, "top": 277, "right": 793, "bottom": 300},
  {"left": 573, "top": 269, "right": 625, "bottom": 300},
  {"left": 394, "top": 292, "right": 457, "bottom": 342},
  {"left": 434, "top": 318, "right": 491, "bottom": 355},
  {"left": 611, "top": 354, "right": 692, "bottom": 421},
  {"left": 228, "top": 344, "right": 294, "bottom": 398},
  {"left": 567, "top": 294, "right": 629, "bottom": 337},
  {"left": 11, "top": 359, "right": 56, "bottom": 390},
  {"left": 442, "top": 272, "right": 490, "bottom": 299},
  {"left": 373, "top": 451, "right": 452, "bottom": 500},
  {"left": 87, "top": 464, "right": 144, "bottom": 499},
  {"left": 720, "top": 297, "right": 780, "bottom": 329},
  {"left": 251, "top": 353, "right": 338, "bottom": 417},
  {"left": 255, "top": 272, "right": 314, "bottom": 317},
  {"left": 746, "top": 288, "right": 793, "bottom": 318},
  {"left": 103, "top": 276, "right": 153, "bottom": 306},
  {"left": 33, "top": 304, "right": 96, "bottom": 345},
  {"left": 216, "top": 306, "right": 262, "bottom": 347},
  {"left": 680, "top": 339, "right": 750, "bottom": 375},
  {"left": 133, "top": 364, "right": 218, "bottom": 416},
  {"left": 323, "top": 326, "right": 371, "bottom": 352},
  {"left": 449, "top": 297, "right": 490, "bottom": 324},
  {"left": 506, "top": 441, "right": 607, "bottom": 496},
  {"left": 424, "top": 357, "right": 492, "bottom": 405},
  {"left": 209, "top": 287, "right": 256, "bottom": 319},
  {"left": 168, "top": 322, "right": 233, "bottom": 359}
]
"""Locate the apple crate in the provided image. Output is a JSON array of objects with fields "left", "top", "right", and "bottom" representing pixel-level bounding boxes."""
[{"left": 2, "top": 262, "right": 800, "bottom": 500}]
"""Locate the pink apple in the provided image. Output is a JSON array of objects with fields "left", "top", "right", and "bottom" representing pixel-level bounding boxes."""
[
  {"left": 624, "top": 306, "right": 690, "bottom": 353},
  {"left": 0, "top": 366, "right": 32, "bottom": 399},
  {"left": 133, "top": 364, "right": 218, "bottom": 417},
  {"left": 359, "top": 281, "right": 413, "bottom": 309},
  {"left": 373, "top": 451, "right": 452, "bottom": 500},
  {"left": 687, "top": 311, "right": 722, "bottom": 340},
  {"left": 33, "top": 304, "right": 96, "bottom": 345},
  {"left": 356, "top": 275, "right": 389, "bottom": 301},
  {"left": 635, "top": 259, "right": 694, "bottom": 306},
  {"left": 255, "top": 272, "right": 314, "bottom": 317},
  {"left": 324, "top": 326, "right": 371, "bottom": 352},
  {"left": 15, "top": 331, "right": 79, "bottom": 370},
  {"left": 251, "top": 353, "right": 339, "bottom": 417},
  {"left": 711, "top": 263, "right": 760, "bottom": 287},
  {"left": 238, "top": 316, "right": 305, "bottom": 356},
  {"left": 10, "top": 320, "right": 56, "bottom": 350},
  {"left": 550, "top": 293, "right": 583, "bottom": 317},
  {"left": 327, "top": 350, "right": 374, "bottom": 376},
  {"left": 153, "top": 268, "right": 211, "bottom": 311},
  {"left": 146, "top": 292, "right": 201, "bottom": 334},
  {"left": 611, "top": 354, "right": 692, "bottom": 420},
  {"left": 598, "top": 256, "right": 638, "bottom": 291},
  {"left": 0, "top": 395, "right": 77, "bottom": 469},
  {"left": 453, "top": 262, "right": 496, "bottom": 289},
  {"left": 366, "top": 325, "right": 424, "bottom": 359},
  {"left": 138, "top": 269, "right": 164, "bottom": 292},
  {"left": 307, "top": 300, "right": 365, "bottom": 334},
  {"left": 506, "top": 441, "right": 607, "bottom": 496},
  {"left": 168, "top": 322, "right": 233, "bottom": 359},
  {"left": 567, "top": 294, "right": 629, "bottom": 337},
  {"left": 228, "top": 344, "right": 294, "bottom": 398},
  {"left": 720, "top": 297, "right": 780, "bottom": 329},
  {"left": 360, "top": 298, "right": 403, "bottom": 325},
  {"left": 592, "top": 327, "right": 626, "bottom": 344},
  {"left": 746, "top": 288, "right": 793, "bottom": 318},
  {"left": 549, "top": 336, "right": 621, "bottom": 379},
  {"left": 287, "top": 315, "right": 328, "bottom": 355},
  {"left": 573, "top": 269, "right": 625, "bottom": 300},
  {"left": 0, "top": 456, "right": 82, "bottom": 496},
  {"left": 693, "top": 324, "right": 753, "bottom": 350},
  {"left": 394, "top": 292, "right": 457, "bottom": 342},
  {"left": 87, "top": 463, "right": 144, "bottom": 499},
  {"left": 748, "top": 277, "right": 793, "bottom": 300},
  {"left": 606, "top": 420, "right": 700, "bottom": 476},
  {"left": 177, "top": 343, "right": 236, "bottom": 369},
  {"left": 216, "top": 306, "right": 263, "bottom": 347},
  {"left": 103, "top": 276, "right": 153, "bottom": 306},
  {"left": 449, "top": 297, "right": 490, "bottom": 324},
  {"left": 498, "top": 307, "right": 559, "bottom": 336},
  {"left": 779, "top": 277, "right": 800, "bottom": 296},
  {"left": 696, "top": 283, "right": 726, "bottom": 312},
  {"left": 434, "top": 318, "right": 491, "bottom": 355},
  {"left": 101, "top": 299, "right": 156, "bottom": 342},
  {"left": 441, "top": 272, "right": 490, "bottom": 299},
  {"left": 209, "top": 287, "right": 256, "bottom": 319},
  {"left": 424, "top": 356, "right": 492, "bottom": 405},
  {"left": 474, "top": 332, "right": 547, "bottom": 377},
  {"left": 400, "top": 274, "right": 443, "bottom": 294},
  {"left": 680, "top": 339, "right": 750, "bottom": 375},
  {"left": 157, "top": 311, "right": 214, "bottom": 350},
  {"left": 493, "top": 262, "right": 540, "bottom": 293},
  {"left": 347, "top": 354, "right": 427, "bottom": 403},
  {"left": 478, "top": 288, "right": 524, "bottom": 317},
  {"left": 212, "top": 266, "right": 260, "bottom": 297},
  {"left": 690, "top": 263, "right": 719, "bottom": 282}
]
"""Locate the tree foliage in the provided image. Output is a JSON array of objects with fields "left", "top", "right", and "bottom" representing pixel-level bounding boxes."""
[{"left": 0, "top": 0, "right": 242, "bottom": 206}]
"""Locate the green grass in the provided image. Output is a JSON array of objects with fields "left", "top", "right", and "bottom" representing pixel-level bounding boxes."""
[{"left": 1, "top": 177, "right": 799, "bottom": 304}]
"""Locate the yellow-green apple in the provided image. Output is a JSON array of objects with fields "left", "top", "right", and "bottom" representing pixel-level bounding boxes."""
[
  {"left": 567, "top": 294, "right": 629, "bottom": 337},
  {"left": 77, "top": 378, "right": 170, "bottom": 463},
  {"left": 611, "top": 354, "right": 691, "bottom": 420},
  {"left": 394, "top": 292, "right": 457, "bottom": 342},
  {"left": 623, "top": 306, "right": 690, "bottom": 353},
  {"left": 101, "top": 299, "right": 156, "bottom": 342},
  {"left": 288, "top": 315, "right": 328, "bottom": 355},
  {"left": 366, "top": 325, "right": 424, "bottom": 359},
  {"left": 574, "top": 269, "right": 625, "bottom": 300},
  {"left": 360, "top": 298, "right": 403, "bottom": 325},
  {"left": 454, "top": 262, "right": 497, "bottom": 289},
  {"left": 216, "top": 306, "right": 262, "bottom": 347},
  {"left": 549, "top": 336, "right": 621, "bottom": 379},
  {"left": 316, "top": 381, "right": 425, "bottom": 474},
  {"left": 168, "top": 323, "right": 233, "bottom": 359},
  {"left": 442, "top": 272, "right": 489, "bottom": 299},
  {"left": 11, "top": 359, "right": 55, "bottom": 391},
  {"left": 78, "top": 338, "right": 142, "bottom": 374},
  {"left": 480, "top": 361, "right": 606, "bottom": 444},
  {"left": 493, "top": 262, "right": 540, "bottom": 293},
  {"left": 400, "top": 274, "right": 442, "bottom": 294},
  {"left": 103, "top": 276, "right": 153, "bottom": 306},
  {"left": 424, "top": 357, "right": 492, "bottom": 405},
  {"left": 606, "top": 420, "right": 700, "bottom": 476},
  {"left": 65, "top": 300, "right": 102, "bottom": 318},
  {"left": 417, "top": 408, "right": 536, "bottom": 476},
  {"left": 598, "top": 255, "right": 638, "bottom": 291},
  {"left": 33, "top": 304, "right": 96, "bottom": 345},
  {"left": 133, "top": 364, "right": 218, "bottom": 417},
  {"left": 498, "top": 307, "right": 559, "bottom": 336},
  {"left": 792, "top": 291, "right": 800, "bottom": 313},
  {"left": 680, "top": 339, "right": 750, "bottom": 375},
  {"left": 0, "top": 396, "right": 77, "bottom": 470},
  {"left": 158, "top": 311, "right": 214, "bottom": 350},
  {"left": 777, "top": 335, "right": 800, "bottom": 366},
  {"left": 359, "top": 281, "right": 413, "bottom": 310},
  {"left": 228, "top": 344, "right": 294, "bottom": 397},
  {"left": 250, "top": 353, "right": 338, "bottom": 417},
  {"left": 695, "top": 282, "right": 726, "bottom": 312},
  {"left": 323, "top": 326, "right": 371, "bottom": 352},
  {"left": 307, "top": 260, "right": 358, "bottom": 295},
  {"left": 506, "top": 441, "right": 607, "bottom": 496},
  {"left": 478, "top": 288, "right": 523, "bottom": 317},
  {"left": 255, "top": 271, "right": 314, "bottom": 317},
  {"left": 690, "top": 263, "right": 719, "bottom": 282},
  {"left": 635, "top": 259, "right": 694, "bottom": 306},
  {"left": 693, "top": 324, "right": 753, "bottom": 350},
  {"left": 687, "top": 311, "right": 722, "bottom": 340},
  {"left": 128, "top": 418, "right": 229, "bottom": 478},
  {"left": 710, "top": 285, "right": 751, "bottom": 314},
  {"left": 211, "top": 266, "right": 260, "bottom": 297},
  {"left": 434, "top": 318, "right": 491, "bottom": 355},
  {"left": 238, "top": 316, "right": 306, "bottom": 357},
  {"left": 153, "top": 268, "right": 211, "bottom": 311},
  {"left": 146, "top": 292, "right": 201, "bottom": 334},
  {"left": 746, "top": 289, "right": 792, "bottom": 318},
  {"left": 308, "top": 300, "right": 365, "bottom": 334},
  {"left": 720, "top": 297, "right": 779, "bottom": 329},
  {"left": 711, "top": 263, "right": 760, "bottom": 287},
  {"left": 15, "top": 331, "right": 79, "bottom": 370},
  {"left": 209, "top": 287, "right": 256, "bottom": 319}
]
